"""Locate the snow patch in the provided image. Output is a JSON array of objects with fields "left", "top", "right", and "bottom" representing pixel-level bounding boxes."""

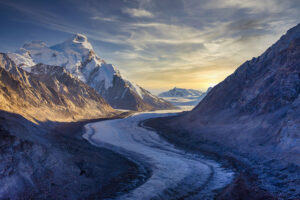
[
  {"left": 131, "top": 83, "right": 144, "bottom": 99},
  {"left": 7, "top": 51, "right": 35, "bottom": 72},
  {"left": 95, "top": 63, "right": 118, "bottom": 89}
]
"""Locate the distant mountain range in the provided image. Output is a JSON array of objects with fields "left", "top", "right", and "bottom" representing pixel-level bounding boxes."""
[
  {"left": 7, "top": 34, "right": 173, "bottom": 111},
  {"left": 159, "top": 87, "right": 203, "bottom": 97},
  {"left": 158, "top": 87, "right": 212, "bottom": 109}
]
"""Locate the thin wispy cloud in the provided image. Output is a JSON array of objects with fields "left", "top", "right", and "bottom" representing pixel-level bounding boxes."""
[
  {"left": 122, "top": 8, "right": 154, "bottom": 18},
  {"left": 0, "top": 0, "right": 299, "bottom": 92},
  {"left": 90, "top": 16, "right": 117, "bottom": 22}
]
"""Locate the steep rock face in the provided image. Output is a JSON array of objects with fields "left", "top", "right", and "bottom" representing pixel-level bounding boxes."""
[
  {"left": 0, "top": 53, "right": 114, "bottom": 122},
  {"left": 8, "top": 34, "right": 173, "bottom": 111},
  {"left": 174, "top": 23, "right": 300, "bottom": 160},
  {"left": 101, "top": 75, "right": 173, "bottom": 110},
  {"left": 191, "top": 24, "right": 300, "bottom": 115}
]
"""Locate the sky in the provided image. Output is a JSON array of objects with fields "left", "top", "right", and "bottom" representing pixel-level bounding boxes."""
[{"left": 0, "top": 0, "right": 299, "bottom": 94}]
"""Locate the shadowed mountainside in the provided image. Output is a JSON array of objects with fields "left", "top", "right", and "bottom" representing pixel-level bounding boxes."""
[
  {"left": 146, "top": 23, "right": 300, "bottom": 199},
  {"left": 0, "top": 110, "right": 148, "bottom": 199},
  {"left": 176, "top": 23, "right": 300, "bottom": 163}
]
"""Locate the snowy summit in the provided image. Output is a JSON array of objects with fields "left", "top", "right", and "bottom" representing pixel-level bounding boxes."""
[{"left": 8, "top": 34, "right": 173, "bottom": 111}]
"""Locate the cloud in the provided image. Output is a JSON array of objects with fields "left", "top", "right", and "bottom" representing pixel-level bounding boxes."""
[
  {"left": 1, "top": 0, "right": 300, "bottom": 91},
  {"left": 122, "top": 8, "right": 154, "bottom": 18},
  {"left": 90, "top": 16, "right": 117, "bottom": 22}
]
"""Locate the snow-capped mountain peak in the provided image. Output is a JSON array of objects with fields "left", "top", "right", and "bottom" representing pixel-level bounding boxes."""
[
  {"left": 159, "top": 87, "right": 203, "bottom": 97},
  {"left": 22, "top": 41, "right": 47, "bottom": 50},
  {"left": 7, "top": 33, "right": 173, "bottom": 111},
  {"left": 8, "top": 34, "right": 115, "bottom": 85},
  {"left": 70, "top": 33, "right": 92, "bottom": 49},
  {"left": 53, "top": 33, "right": 94, "bottom": 53},
  {"left": 73, "top": 33, "right": 87, "bottom": 42}
]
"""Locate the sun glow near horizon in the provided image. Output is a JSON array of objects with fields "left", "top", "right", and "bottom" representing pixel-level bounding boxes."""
[
  {"left": 0, "top": 0, "right": 299, "bottom": 93},
  {"left": 122, "top": 58, "right": 244, "bottom": 93}
]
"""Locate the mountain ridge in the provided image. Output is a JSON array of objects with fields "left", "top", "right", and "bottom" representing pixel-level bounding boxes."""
[
  {"left": 145, "top": 23, "right": 300, "bottom": 199},
  {"left": 159, "top": 87, "right": 203, "bottom": 97},
  {"left": 8, "top": 34, "right": 173, "bottom": 111},
  {"left": 172, "top": 23, "right": 300, "bottom": 164},
  {"left": 0, "top": 53, "right": 114, "bottom": 122}
]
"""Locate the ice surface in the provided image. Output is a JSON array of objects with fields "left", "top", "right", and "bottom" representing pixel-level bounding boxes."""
[{"left": 83, "top": 111, "right": 234, "bottom": 199}]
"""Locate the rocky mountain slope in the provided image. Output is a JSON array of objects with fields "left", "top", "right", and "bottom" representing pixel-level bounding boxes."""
[
  {"left": 0, "top": 109, "right": 144, "bottom": 200},
  {"left": 0, "top": 53, "right": 114, "bottom": 122},
  {"left": 8, "top": 34, "right": 173, "bottom": 111},
  {"left": 144, "top": 23, "right": 300, "bottom": 199},
  {"left": 0, "top": 50, "right": 143, "bottom": 200},
  {"left": 0, "top": 34, "right": 171, "bottom": 199},
  {"left": 162, "top": 23, "right": 300, "bottom": 198},
  {"left": 178, "top": 23, "right": 300, "bottom": 153}
]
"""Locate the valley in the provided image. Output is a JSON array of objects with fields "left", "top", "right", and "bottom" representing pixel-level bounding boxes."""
[
  {"left": 0, "top": 2, "right": 299, "bottom": 198},
  {"left": 83, "top": 110, "right": 234, "bottom": 199}
]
